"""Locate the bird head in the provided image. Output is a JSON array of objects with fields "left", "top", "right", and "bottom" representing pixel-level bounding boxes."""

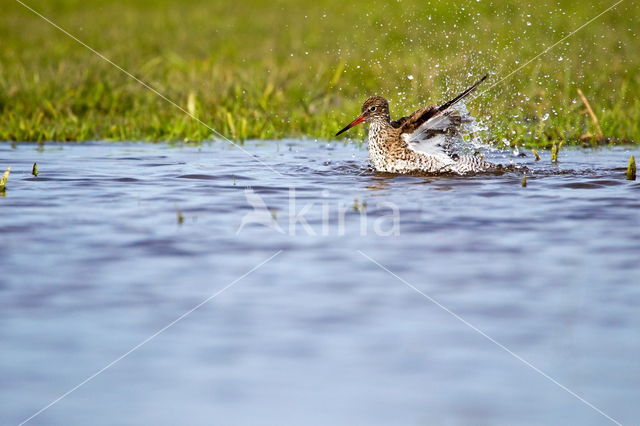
[{"left": 336, "top": 96, "right": 390, "bottom": 136}]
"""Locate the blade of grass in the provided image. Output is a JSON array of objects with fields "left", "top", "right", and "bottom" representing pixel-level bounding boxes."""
[
  {"left": 627, "top": 155, "right": 636, "bottom": 180},
  {"left": 577, "top": 88, "right": 604, "bottom": 141},
  {"left": 0, "top": 167, "right": 11, "bottom": 191}
]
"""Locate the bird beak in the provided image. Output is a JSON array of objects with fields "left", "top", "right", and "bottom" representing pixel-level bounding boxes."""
[{"left": 335, "top": 113, "right": 366, "bottom": 136}]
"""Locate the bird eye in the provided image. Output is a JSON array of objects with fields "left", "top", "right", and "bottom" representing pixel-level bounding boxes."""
[{"left": 369, "top": 106, "right": 376, "bottom": 112}]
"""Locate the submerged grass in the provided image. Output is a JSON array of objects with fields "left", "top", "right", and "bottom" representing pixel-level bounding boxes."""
[
  {"left": 0, "top": 168, "right": 10, "bottom": 192},
  {"left": 551, "top": 141, "right": 564, "bottom": 163},
  {"left": 176, "top": 208, "right": 185, "bottom": 225},
  {"left": 627, "top": 156, "right": 636, "bottom": 180},
  {"left": 1, "top": 0, "right": 639, "bottom": 146}
]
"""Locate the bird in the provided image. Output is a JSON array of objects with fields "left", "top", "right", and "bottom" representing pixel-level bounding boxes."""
[{"left": 335, "top": 74, "right": 497, "bottom": 174}]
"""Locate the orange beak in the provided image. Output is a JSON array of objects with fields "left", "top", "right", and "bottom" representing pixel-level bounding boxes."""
[{"left": 335, "top": 113, "right": 366, "bottom": 136}]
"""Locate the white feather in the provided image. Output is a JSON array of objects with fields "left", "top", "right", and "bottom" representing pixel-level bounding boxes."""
[
  {"left": 401, "top": 112, "right": 459, "bottom": 156},
  {"left": 401, "top": 132, "right": 450, "bottom": 156},
  {"left": 402, "top": 105, "right": 477, "bottom": 157}
]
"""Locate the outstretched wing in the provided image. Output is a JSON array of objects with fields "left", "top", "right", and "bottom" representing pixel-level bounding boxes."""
[
  {"left": 390, "top": 105, "right": 438, "bottom": 131},
  {"left": 400, "top": 110, "right": 466, "bottom": 156},
  {"left": 392, "top": 74, "right": 488, "bottom": 156}
]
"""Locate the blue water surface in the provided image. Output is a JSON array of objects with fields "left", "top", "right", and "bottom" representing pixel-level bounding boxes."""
[{"left": 1, "top": 141, "right": 639, "bottom": 426}]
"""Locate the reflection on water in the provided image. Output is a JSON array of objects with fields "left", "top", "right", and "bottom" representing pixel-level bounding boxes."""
[{"left": 0, "top": 141, "right": 639, "bottom": 426}]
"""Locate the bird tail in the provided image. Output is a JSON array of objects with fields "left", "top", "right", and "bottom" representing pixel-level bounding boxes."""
[{"left": 437, "top": 74, "right": 488, "bottom": 112}]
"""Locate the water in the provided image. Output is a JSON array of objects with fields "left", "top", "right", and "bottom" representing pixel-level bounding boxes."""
[{"left": 1, "top": 141, "right": 639, "bottom": 426}]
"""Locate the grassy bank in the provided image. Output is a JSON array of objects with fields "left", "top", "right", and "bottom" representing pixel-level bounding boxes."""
[{"left": 1, "top": 0, "right": 639, "bottom": 146}]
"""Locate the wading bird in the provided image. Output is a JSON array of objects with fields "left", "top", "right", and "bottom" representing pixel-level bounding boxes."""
[{"left": 336, "top": 74, "right": 496, "bottom": 174}]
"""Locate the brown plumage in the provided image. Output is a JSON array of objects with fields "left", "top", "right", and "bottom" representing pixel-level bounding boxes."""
[{"left": 336, "top": 74, "right": 496, "bottom": 174}]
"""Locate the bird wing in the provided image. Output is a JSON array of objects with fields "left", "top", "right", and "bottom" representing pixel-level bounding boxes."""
[
  {"left": 393, "top": 74, "right": 488, "bottom": 156},
  {"left": 390, "top": 106, "right": 438, "bottom": 132},
  {"left": 400, "top": 110, "right": 464, "bottom": 156}
]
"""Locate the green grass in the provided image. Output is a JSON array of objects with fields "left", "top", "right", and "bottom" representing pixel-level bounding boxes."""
[
  {"left": 627, "top": 155, "right": 637, "bottom": 180},
  {"left": 0, "top": 167, "right": 10, "bottom": 192},
  {"left": 1, "top": 0, "right": 639, "bottom": 147}
]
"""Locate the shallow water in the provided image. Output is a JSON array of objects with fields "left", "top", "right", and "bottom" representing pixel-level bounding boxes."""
[{"left": 1, "top": 141, "right": 639, "bottom": 426}]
